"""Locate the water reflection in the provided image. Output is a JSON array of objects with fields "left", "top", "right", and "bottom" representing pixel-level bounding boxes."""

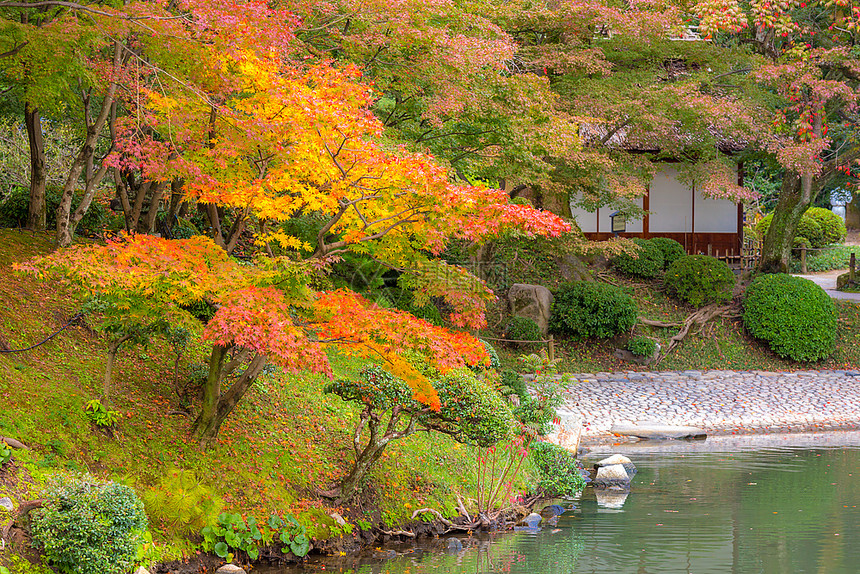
[{"left": 263, "top": 436, "right": 860, "bottom": 574}]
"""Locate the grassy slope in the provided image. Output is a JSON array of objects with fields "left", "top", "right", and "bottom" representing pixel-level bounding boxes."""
[
  {"left": 495, "top": 273, "right": 860, "bottom": 373},
  {"left": 0, "top": 230, "right": 533, "bottom": 565}
]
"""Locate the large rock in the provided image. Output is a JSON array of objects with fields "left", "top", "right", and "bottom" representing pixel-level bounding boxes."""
[
  {"left": 595, "top": 454, "right": 637, "bottom": 479},
  {"left": 613, "top": 343, "right": 661, "bottom": 365},
  {"left": 508, "top": 283, "right": 554, "bottom": 335},
  {"left": 593, "top": 464, "right": 632, "bottom": 489},
  {"left": 545, "top": 410, "right": 583, "bottom": 452},
  {"left": 521, "top": 512, "right": 542, "bottom": 528},
  {"left": 215, "top": 566, "right": 247, "bottom": 574},
  {"left": 610, "top": 422, "right": 707, "bottom": 440}
]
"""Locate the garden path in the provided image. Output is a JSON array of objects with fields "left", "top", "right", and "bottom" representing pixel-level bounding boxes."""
[{"left": 792, "top": 269, "right": 860, "bottom": 300}]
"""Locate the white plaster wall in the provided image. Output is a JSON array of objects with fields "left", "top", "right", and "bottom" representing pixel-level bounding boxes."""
[
  {"left": 570, "top": 202, "right": 598, "bottom": 233},
  {"left": 694, "top": 192, "right": 738, "bottom": 232},
  {"left": 649, "top": 167, "right": 692, "bottom": 233}
]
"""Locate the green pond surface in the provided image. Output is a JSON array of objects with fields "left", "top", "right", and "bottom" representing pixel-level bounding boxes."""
[{"left": 264, "top": 432, "right": 860, "bottom": 574}]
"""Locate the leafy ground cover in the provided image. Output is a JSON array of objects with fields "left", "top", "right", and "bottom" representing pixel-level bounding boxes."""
[{"left": 0, "top": 230, "right": 539, "bottom": 565}]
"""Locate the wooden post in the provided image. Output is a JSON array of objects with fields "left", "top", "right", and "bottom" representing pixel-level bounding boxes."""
[
  {"left": 801, "top": 246, "right": 807, "bottom": 273},
  {"left": 851, "top": 252, "right": 856, "bottom": 284},
  {"left": 548, "top": 334, "right": 555, "bottom": 362}
]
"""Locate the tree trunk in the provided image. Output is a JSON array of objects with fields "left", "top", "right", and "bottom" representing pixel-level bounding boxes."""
[
  {"left": 57, "top": 40, "right": 122, "bottom": 247},
  {"left": 25, "top": 103, "right": 47, "bottom": 231},
  {"left": 847, "top": 193, "right": 860, "bottom": 231},
  {"left": 759, "top": 114, "right": 824, "bottom": 274},
  {"left": 102, "top": 333, "right": 133, "bottom": 403},
  {"left": 335, "top": 408, "right": 416, "bottom": 503},
  {"left": 192, "top": 346, "right": 267, "bottom": 447},
  {"left": 758, "top": 173, "right": 813, "bottom": 274},
  {"left": 142, "top": 180, "right": 167, "bottom": 233},
  {"left": 337, "top": 440, "right": 388, "bottom": 503}
]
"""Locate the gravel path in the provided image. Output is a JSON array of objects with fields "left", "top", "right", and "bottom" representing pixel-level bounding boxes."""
[{"left": 555, "top": 369, "right": 860, "bottom": 440}]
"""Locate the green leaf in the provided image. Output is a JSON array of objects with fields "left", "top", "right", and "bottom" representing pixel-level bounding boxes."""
[
  {"left": 290, "top": 533, "right": 310, "bottom": 557},
  {"left": 214, "top": 541, "right": 230, "bottom": 558}
]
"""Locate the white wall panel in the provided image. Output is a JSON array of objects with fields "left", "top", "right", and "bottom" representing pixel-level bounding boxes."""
[
  {"left": 569, "top": 202, "right": 598, "bottom": 233},
  {"left": 649, "top": 167, "right": 693, "bottom": 232},
  {"left": 694, "top": 192, "right": 738, "bottom": 232}
]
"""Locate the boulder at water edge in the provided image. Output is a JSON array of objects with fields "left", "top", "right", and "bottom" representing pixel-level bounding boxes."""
[
  {"left": 521, "top": 512, "right": 542, "bottom": 528},
  {"left": 593, "top": 464, "right": 633, "bottom": 490},
  {"left": 508, "top": 283, "right": 553, "bottom": 335},
  {"left": 215, "top": 566, "right": 247, "bottom": 574},
  {"left": 595, "top": 454, "right": 637, "bottom": 479}
]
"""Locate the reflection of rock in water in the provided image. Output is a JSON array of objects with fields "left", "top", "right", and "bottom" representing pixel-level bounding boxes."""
[
  {"left": 595, "top": 487, "right": 629, "bottom": 509},
  {"left": 445, "top": 537, "right": 463, "bottom": 554}
]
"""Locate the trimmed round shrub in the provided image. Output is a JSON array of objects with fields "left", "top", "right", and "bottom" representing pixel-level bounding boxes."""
[
  {"left": 627, "top": 336, "right": 657, "bottom": 357},
  {"left": 806, "top": 207, "right": 846, "bottom": 246},
  {"left": 611, "top": 238, "right": 664, "bottom": 278},
  {"left": 795, "top": 215, "right": 824, "bottom": 248},
  {"left": 743, "top": 274, "right": 837, "bottom": 362},
  {"left": 505, "top": 316, "right": 543, "bottom": 348},
  {"left": 550, "top": 281, "right": 637, "bottom": 339},
  {"left": 530, "top": 441, "right": 586, "bottom": 497},
  {"left": 664, "top": 255, "right": 735, "bottom": 307},
  {"left": 648, "top": 237, "right": 686, "bottom": 270},
  {"left": 31, "top": 475, "right": 148, "bottom": 574}
]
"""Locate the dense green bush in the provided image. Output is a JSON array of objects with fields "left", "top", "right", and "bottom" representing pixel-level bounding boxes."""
[
  {"left": 504, "top": 316, "right": 543, "bottom": 348},
  {"left": 31, "top": 475, "right": 148, "bottom": 574},
  {"left": 756, "top": 209, "right": 844, "bottom": 249},
  {"left": 664, "top": 255, "right": 735, "bottom": 307},
  {"left": 806, "top": 207, "right": 846, "bottom": 246},
  {"left": 610, "top": 238, "right": 664, "bottom": 278},
  {"left": 499, "top": 369, "right": 528, "bottom": 402},
  {"left": 0, "top": 186, "right": 107, "bottom": 235},
  {"left": 626, "top": 336, "right": 657, "bottom": 357},
  {"left": 471, "top": 339, "right": 501, "bottom": 373},
  {"left": 390, "top": 288, "right": 444, "bottom": 326},
  {"left": 550, "top": 281, "right": 637, "bottom": 339},
  {"left": 648, "top": 237, "right": 686, "bottom": 270},
  {"left": 743, "top": 274, "right": 837, "bottom": 362},
  {"left": 529, "top": 441, "right": 586, "bottom": 497}
]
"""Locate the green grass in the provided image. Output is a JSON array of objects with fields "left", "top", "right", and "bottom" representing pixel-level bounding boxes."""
[{"left": 0, "top": 229, "right": 537, "bottom": 566}]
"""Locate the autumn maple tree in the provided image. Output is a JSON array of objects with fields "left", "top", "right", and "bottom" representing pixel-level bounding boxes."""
[
  {"left": 13, "top": 0, "right": 569, "bottom": 448},
  {"left": 690, "top": 0, "right": 860, "bottom": 271}
]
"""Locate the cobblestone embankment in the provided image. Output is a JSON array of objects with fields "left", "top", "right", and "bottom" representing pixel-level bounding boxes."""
[{"left": 555, "top": 370, "right": 860, "bottom": 440}]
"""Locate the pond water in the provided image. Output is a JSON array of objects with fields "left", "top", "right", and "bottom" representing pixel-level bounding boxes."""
[{"left": 265, "top": 432, "right": 860, "bottom": 574}]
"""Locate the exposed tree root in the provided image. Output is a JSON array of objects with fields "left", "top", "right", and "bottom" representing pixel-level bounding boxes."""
[
  {"left": 1, "top": 499, "right": 42, "bottom": 541},
  {"left": 643, "top": 302, "right": 741, "bottom": 364},
  {"left": 411, "top": 508, "right": 454, "bottom": 527},
  {"left": 0, "top": 437, "right": 28, "bottom": 449}
]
